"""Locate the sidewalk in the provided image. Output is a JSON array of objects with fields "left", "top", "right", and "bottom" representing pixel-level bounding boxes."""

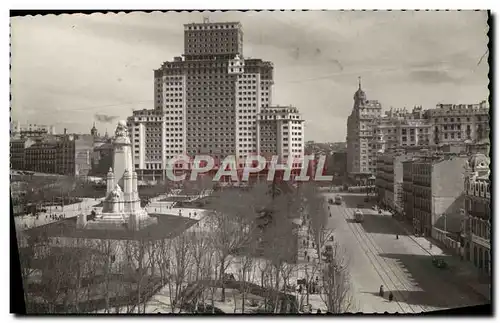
[
  {"left": 15, "top": 197, "right": 102, "bottom": 231},
  {"left": 395, "top": 219, "right": 491, "bottom": 301},
  {"left": 293, "top": 220, "right": 327, "bottom": 312}
]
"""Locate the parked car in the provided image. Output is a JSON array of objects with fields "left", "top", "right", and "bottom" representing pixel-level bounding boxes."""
[{"left": 432, "top": 257, "right": 448, "bottom": 269}]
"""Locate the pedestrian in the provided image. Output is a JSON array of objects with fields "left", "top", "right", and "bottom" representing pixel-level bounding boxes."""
[
  {"left": 388, "top": 292, "right": 394, "bottom": 302},
  {"left": 429, "top": 242, "right": 433, "bottom": 250},
  {"left": 304, "top": 250, "right": 307, "bottom": 258},
  {"left": 396, "top": 234, "right": 399, "bottom": 240},
  {"left": 307, "top": 255, "right": 310, "bottom": 262}
]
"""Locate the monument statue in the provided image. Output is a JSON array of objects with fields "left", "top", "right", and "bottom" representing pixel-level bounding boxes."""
[
  {"left": 115, "top": 120, "right": 129, "bottom": 138},
  {"left": 76, "top": 120, "right": 156, "bottom": 231}
]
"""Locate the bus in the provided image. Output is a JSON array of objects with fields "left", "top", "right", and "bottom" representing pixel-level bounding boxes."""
[
  {"left": 354, "top": 209, "right": 364, "bottom": 223},
  {"left": 334, "top": 195, "right": 343, "bottom": 205}
]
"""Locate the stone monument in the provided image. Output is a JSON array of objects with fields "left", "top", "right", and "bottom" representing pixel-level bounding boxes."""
[{"left": 77, "top": 120, "right": 157, "bottom": 231}]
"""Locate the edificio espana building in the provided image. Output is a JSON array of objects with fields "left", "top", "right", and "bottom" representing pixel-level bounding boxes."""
[{"left": 127, "top": 21, "right": 304, "bottom": 180}]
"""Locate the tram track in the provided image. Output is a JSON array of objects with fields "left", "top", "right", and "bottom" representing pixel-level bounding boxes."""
[{"left": 337, "top": 205, "right": 431, "bottom": 313}]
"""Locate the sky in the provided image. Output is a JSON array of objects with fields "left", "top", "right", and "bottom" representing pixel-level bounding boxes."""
[{"left": 10, "top": 11, "right": 489, "bottom": 142}]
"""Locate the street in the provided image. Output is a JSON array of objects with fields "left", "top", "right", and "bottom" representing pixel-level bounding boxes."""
[{"left": 322, "top": 192, "right": 488, "bottom": 313}]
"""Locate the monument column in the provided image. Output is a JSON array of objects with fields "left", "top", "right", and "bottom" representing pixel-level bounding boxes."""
[{"left": 112, "top": 120, "right": 134, "bottom": 188}]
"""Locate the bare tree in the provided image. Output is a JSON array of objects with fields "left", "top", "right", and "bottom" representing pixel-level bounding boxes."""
[
  {"left": 206, "top": 186, "right": 264, "bottom": 302},
  {"left": 95, "top": 239, "right": 120, "bottom": 313},
  {"left": 231, "top": 237, "right": 258, "bottom": 313},
  {"left": 319, "top": 241, "right": 354, "bottom": 313},
  {"left": 300, "top": 254, "right": 322, "bottom": 310},
  {"left": 188, "top": 229, "right": 214, "bottom": 311},
  {"left": 167, "top": 234, "right": 193, "bottom": 313}
]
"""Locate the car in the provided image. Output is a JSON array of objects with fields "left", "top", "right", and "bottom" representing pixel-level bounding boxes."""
[
  {"left": 328, "top": 198, "right": 334, "bottom": 204},
  {"left": 432, "top": 257, "right": 448, "bottom": 269}
]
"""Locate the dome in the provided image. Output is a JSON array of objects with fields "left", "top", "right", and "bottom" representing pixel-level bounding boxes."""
[
  {"left": 353, "top": 76, "right": 367, "bottom": 102},
  {"left": 468, "top": 153, "right": 490, "bottom": 171},
  {"left": 354, "top": 88, "right": 366, "bottom": 101}
]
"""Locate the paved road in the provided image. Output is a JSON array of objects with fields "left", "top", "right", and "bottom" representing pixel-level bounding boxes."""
[{"left": 322, "top": 192, "right": 488, "bottom": 314}]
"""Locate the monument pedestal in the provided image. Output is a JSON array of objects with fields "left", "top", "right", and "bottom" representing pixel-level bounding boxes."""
[{"left": 77, "top": 120, "right": 157, "bottom": 231}]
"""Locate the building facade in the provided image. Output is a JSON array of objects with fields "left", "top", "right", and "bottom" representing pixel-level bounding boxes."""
[
  {"left": 10, "top": 121, "right": 56, "bottom": 138},
  {"left": 24, "top": 141, "right": 58, "bottom": 174},
  {"left": 428, "top": 100, "right": 490, "bottom": 146},
  {"left": 463, "top": 153, "right": 491, "bottom": 276},
  {"left": 12, "top": 134, "right": 94, "bottom": 176},
  {"left": 410, "top": 154, "right": 467, "bottom": 237},
  {"left": 10, "top": 137, "right": 35, "bottom": 170},
  {"left": 375, "top": 152, "right": 415, "bottom": 213},
  {"left": 257, "top": 105, "right": 304, "bottom": 165},
  {"left": 346, "top": 78, "right": 382, "bottom": 183},
  {"left": 55, "top": 134, "right": 94, "bottom": 177},
  {"left": 331, "top": 150, "right": 347, "bottom": 179},
  {"left": 127, "top": 21, "right": 303, "bottom": 181},
  {"left": 402, "top": 159, "right": 414, "bottom": 225},
  {"left": 374, "top": 106, "right": 431, "bottom": 153}
]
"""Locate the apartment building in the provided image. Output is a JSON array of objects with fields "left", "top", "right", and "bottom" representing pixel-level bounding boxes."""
[
  {"left": 428, "top": 100, "right": 490, "bottom": 146},
  {"left": 24, "top": 140, "right": 58, "bottom": 174},
  {"left": 257, "top": 105, "right": 304, "bottom": 166},
  {"left": 463, "top": 153, "right": 491, "bottom": 276},
  {"left": 408, "top": 154, "right": 467, "bottom": 237},
  {"left": 11, "top": 121, "right": 56, "bottom": 138},
  {"left": 402, "top": 159, "right": 414, "bottom": 226},
  {"left": 56, "top": 134, "right": 94, "bottom": 176},
  {"left": 10, "top": 137, "right": 35, "bottom": 170},
  {"left": 375, "top": 151, "right": 415, "bottom": 213},
  {"left": 14, "top": 134, "right": 94, "bottom": 176}
]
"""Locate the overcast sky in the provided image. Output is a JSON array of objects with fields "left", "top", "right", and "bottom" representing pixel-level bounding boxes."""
[{"left": 11, "top": 11, "right": 489, "bottom": 142}]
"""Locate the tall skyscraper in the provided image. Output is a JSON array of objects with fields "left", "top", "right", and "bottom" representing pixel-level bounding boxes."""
[
  {"left": 128, "top": 22, "right": 273, "bottom": 177},
  {"left": 128, "top": 21, "right": 280, "bottom": 178}
]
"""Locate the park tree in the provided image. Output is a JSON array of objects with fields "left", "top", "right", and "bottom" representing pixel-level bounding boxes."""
[
  {"left": 166, "top": 233, "right": 193, "bottom": 313},
  {"left": 206, "top": 185, "right": 267, "bottom": 302},
  {"left": 95, "top": 239, "right": 120, "bottom": 313},
  {"left": 298, "top": 182, "right": 330, "bottom": 258},
  {"left": 319, "top": 240, "right": 354, "bottom": 313}
]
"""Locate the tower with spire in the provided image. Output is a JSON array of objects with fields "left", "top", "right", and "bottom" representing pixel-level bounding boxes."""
[
  {"left": 91, "top": 122, "right": 98, "bottom": 137},
  {"left": 353, "top": 76, "right": 367, "bottom": 106},
  {"left": 346, "top": 77, "right": 383, "bottom": 183}
]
